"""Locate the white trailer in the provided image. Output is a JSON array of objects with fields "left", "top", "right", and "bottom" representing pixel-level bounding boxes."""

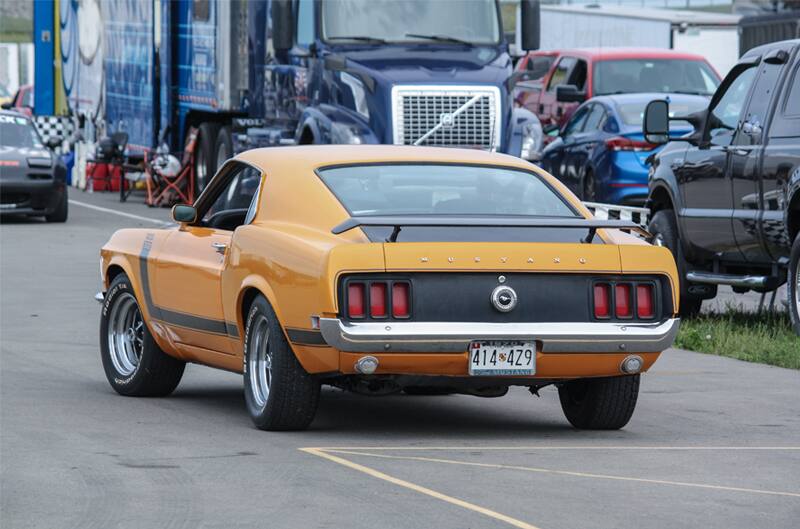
[{"left": 516, "top": 4, "right": 741, "bottom": 76}]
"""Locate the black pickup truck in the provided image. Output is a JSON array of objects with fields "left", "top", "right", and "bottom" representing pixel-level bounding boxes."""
[{"left": 642, "top": 39, "right": 800, "bottom": 335}]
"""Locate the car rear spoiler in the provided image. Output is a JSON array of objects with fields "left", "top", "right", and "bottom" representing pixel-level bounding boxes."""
[{"left": 331, "top": 216, "right": 648, "bottom": 243}]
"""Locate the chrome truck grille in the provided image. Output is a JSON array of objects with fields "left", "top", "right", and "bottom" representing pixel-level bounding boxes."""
[{"left": 391, "top": 85, "right": 501, "bottom": 151}]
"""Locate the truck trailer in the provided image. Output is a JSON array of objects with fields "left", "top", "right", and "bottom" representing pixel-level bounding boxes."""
[{"left": 35, "top": 0, "right": 544, "bottom": 190}]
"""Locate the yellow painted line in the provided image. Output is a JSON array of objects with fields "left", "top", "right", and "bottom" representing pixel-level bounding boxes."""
[
  {"left": 300, "top": 448, "right": 543, "bottom": 529},
  {"left": 325, "top": 449, "right": 800, "bottom": 499},
  {"left": 303, "top": 446, "right": 800, "bottom": 451}
]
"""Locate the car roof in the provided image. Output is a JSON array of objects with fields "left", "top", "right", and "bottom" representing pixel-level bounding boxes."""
[
  {"left": 531, "top": 47, "right": 710, "bottom": 62},
  {"left": 741, "top": 39, "right": 800, "bottom": 61},
  {"left": 591, "top": 92, "right": 711, "bottom": 106}
]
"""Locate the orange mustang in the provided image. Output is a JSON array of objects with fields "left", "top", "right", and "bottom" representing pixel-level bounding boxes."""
[{"left": 99, "top": 146, "right": 679, "bottom": 431}]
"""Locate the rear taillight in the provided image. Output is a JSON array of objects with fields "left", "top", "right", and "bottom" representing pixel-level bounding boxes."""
[
  {"left": 615, "top": 284, "right": 632, "bottom": 318},
  {"left": 637, "top": 284, "right": 655, "bottom": 319},
  {"left": 594, "top": 283, "right": 611, "bottom": 319},
  {"left": 392, "top": 282, "right": 410, "bottom": 318},
  {"left": 605, "top": 136, "right": 657, "bottom": 152},
  {"left": 348, "top": 282, "right": 365, "bottom": 318},
  {"left": 370, "top": 283, "right": 387, "bottom": 318}
]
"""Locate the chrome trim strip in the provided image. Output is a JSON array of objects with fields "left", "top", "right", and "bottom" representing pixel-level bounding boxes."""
[{"left": 319, "top": 318, "right": 680, "bottom": 354}]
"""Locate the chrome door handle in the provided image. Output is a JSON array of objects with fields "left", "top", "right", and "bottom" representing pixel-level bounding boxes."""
[{"left": 212, "top": 242, "right": 228, "bottom": 255}]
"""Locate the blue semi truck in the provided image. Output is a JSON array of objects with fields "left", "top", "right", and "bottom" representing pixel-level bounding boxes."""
[{"left": 35, "top": 0, "right": 542, "bottom": 190}]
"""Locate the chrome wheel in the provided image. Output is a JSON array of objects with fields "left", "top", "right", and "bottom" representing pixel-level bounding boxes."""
[
  {"left": 107, "top": 293, "right": 144, "bottom": 376},
  {"left": 794, "top": 262, "right": 800, "bottom": 316},
  {"left": 248, "top": 314, "right": 272, "bottom": 409}
]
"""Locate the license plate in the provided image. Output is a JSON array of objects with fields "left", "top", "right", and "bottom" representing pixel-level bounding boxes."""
[{"left": 468, "top": 341, "right": 536, "bottom": 376}]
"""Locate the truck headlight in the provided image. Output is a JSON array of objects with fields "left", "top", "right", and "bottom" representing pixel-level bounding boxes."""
[
  {"left": 331, "top": 122, "right": 364, "bottom": 145},
  {"left": 520, "top": 121, "right": 543, "bottom": 162}
]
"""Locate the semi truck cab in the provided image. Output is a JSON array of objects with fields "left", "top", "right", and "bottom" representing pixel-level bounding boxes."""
[{"left": 198, "top": 0, "right": 544, "bottom": 187}]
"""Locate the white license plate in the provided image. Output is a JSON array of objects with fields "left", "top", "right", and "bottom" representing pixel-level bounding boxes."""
[{"left": 468, "top": 341, "right": 536, "bottom": 376}]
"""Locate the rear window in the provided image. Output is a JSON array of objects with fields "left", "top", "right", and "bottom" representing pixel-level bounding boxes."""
[
  {"left": 594, "top": 59, "right": 719, "bottom": 96},
  {"left": 617, "top": 99, "right": 708, "bottom": 128},
  {"left": 317, "top": 164, "right": 578, "bottom": 218}
]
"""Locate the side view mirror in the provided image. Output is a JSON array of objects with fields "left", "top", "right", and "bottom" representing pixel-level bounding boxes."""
[
  {"left": 172, "top": 204, "right": 197, "bottom": 224},
  {"left": 271, "top": 0, "right": 294, "bottom": 52},
  {"left": 555, "top": 85, "right": 586, "bottom": 103},
  {"left": 643, "top": 99, "right": 670, "bottom": 145},
  {"left": 542, "top": 123, "right": 559, "bottom": 135},
  {"left": 0, "top": 102, "right": 12, "bottom": 110},
  {"left": 507, "top": 71, "right": 541, "bottom": 91},
  {"left": 519, "top": 0, "right": 540, "bottom": 52}
]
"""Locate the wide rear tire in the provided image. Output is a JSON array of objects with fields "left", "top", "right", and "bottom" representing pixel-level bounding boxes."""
[
  {"left": 558, "top": 375, "right": 639, "bottom": 430},
  {"left": 243, "top": 295, "right": 320, "bottom": 431},
  {"left": 100, "top": 274, "right": 185, "bottom": 396}
]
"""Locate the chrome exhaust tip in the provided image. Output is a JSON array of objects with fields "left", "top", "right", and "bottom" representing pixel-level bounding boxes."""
[
  {"left": 354, "top": 355, "right": 379, "bottom": 375},
  {"left": 620, "top": 355, "right": 644, "bottom": 374}
]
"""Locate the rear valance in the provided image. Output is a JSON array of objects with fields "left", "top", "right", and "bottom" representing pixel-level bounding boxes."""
[{"left": 331, "top": 216, "right": 644, "bottom": 243}]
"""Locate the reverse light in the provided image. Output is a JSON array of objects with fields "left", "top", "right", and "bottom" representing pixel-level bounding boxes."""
[
  {"left": 594, "top": 283, "right": 611, "bottom": 319},
  {"left": 605, "top": 136, "right": 657, "bottom": 152},
  {"left": 615, "top": 284, "right": 632, "bottom": 318},
  {"left": 637, "top": 284, "right": 655, "bottom": 319},
  {"left": 348, "top": 282, "right": 366, "bottom": 318},
  {"left": 370, "top": 283, "right": 387, "bottom": 318},
  {"left": 392, "top": 282, "right": 410, "bottom": 318}
]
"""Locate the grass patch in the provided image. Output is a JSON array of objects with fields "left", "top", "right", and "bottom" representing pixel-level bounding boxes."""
[{"left": 675, "top": 309, "right": 798, "bottom": 370}]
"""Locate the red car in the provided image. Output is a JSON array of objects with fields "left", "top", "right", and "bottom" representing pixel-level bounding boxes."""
[{"left": 514, "top": 48, "right": 720, "bottom": 129}]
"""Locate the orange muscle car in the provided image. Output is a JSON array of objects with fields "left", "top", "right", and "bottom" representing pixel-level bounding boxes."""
[{"left": 98, "top": 145, "right": 679, "bottom": 430}]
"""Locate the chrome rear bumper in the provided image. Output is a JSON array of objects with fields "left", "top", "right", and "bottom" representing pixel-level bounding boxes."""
[{"left": 318, "top": 318, "right": 680, "bottom": 354}]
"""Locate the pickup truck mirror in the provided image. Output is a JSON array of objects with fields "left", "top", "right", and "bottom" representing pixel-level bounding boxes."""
[
  {"left": 507, "top": 71, "right": 542, "bottom": 91},
  {"left": 643, "top": 99, "right": 670, "bottom": 145},
  {"left": 271, "top": 0, "right": 294, "bottom": 52},
  {"left": 172, "top": 204, "right": 197, "bottom": 224},
  {"left": 555, "top": 85, "right": 585, "bottom": 103},
  {"left": 0, "top": 101, "right": 11, "bottom": 110},
  {"left": 520, "top": 0, "right": 541, "bottom": 51}
]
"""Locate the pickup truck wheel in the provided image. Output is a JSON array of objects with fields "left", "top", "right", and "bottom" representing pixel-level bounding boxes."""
[
  {"left": 100, "top": 274, "right": 185, "bottom": 396},
  {"left": 648, "top": 209, "right": 703, "bottom": 316},
  {"left": 243, "top": 295, "right": 320, "bottom": 430},
  {"left": 558, "top": 375, "right": 639, "bottom": 430},
  {"left": 582, "top": 170, "right": 596, "bottom": 202},
  {"left": 789, "top": 232, "right": 800, "bottom": 336}
]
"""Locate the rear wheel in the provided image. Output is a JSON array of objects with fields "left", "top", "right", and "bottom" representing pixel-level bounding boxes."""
[
  {"left": 788, "top": 232, "right": 800, "bottom": 336},
  {"left": 100, "top": 274, "right": 185, "bottom": 396},
  {"left": 558, "top": 375, "right": 639, "bottom": 430},
  {"left": 194, "top": 122, "right": 219, "bottom": 193},
  {"left": 648, "top": 209, "right": 706, "bottom": 316},
  {"left": 243, "top": 295, "right": 320, "bottom": 430}
]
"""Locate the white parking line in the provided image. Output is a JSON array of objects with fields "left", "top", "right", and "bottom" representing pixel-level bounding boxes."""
[
  {"left": 304, "top": 445, "right": 800, "bottom": 451},
  {"left": 301, "top": 447, "right": 543, "bottom": 529},
  {"left": 69, "top": 199, "right": 171, "bottom": 226},
  {"left": 324, "top": 449, "right": 800, "bottom": 499}
]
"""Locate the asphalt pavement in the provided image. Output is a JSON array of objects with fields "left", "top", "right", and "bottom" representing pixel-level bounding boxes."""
[{"left": 1, "top": 189, "right": 798, "bottom": 529}]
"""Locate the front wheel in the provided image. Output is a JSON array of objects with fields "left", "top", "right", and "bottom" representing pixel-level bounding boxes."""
[
  {"left": 558, "top": 375, "right": 639, "bottom": 430},
  {"left": 100, "top": 274, "right": 185, "bottom": 396},
  {"left": 45, "top": 189, "right": 68, "bottom": 223},
  {"left": 788, "top": 232, "right": 800, "bottom": 336},
  {"left": 243, "top": 295, "right": 320, "bottom": 430}
]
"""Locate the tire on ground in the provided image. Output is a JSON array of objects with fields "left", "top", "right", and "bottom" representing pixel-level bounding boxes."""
[
  {"left": 100, "top": 273, "right": 185, "bottom": 396},
  {"left": 214, "top": 126, "right": 233, "bottom": 173},
  {"left": 243, "top": 295, "right": 320, "bottom": 431},
  {"left": 788, "top": 231, "right": 800, "bottom": 336},
  {"left": 558, "top": 375, "right": 639, "bottom": 430},
  {"left": 648, "top": 209, "right": 707, "bottom": 316},
  {"left": 45, "top": 189, "right": 68, "bottom": 223},
  {"left": 195, "top": 122, "right": 220, "bottom": 193}
]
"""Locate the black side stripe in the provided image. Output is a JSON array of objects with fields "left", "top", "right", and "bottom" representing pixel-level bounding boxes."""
[
  {"left": 286, "top": 328, "right": 327, "bottom": 346},
  {"left": 139, "top": 235, "right": 240, "bottom": 339}
]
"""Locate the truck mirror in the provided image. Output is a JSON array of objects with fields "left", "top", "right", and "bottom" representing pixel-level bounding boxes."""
[
  {"left": 644, "top": 99, "right": 670, "bottom": 145},
  {"left": 271, "top": 0, "right": 294, "bottom": 52},
  {"left": 520, "top": 0, "right": 540, "bottom": 51},
  {"left": 555, "top": 85, "right": 585, "bottom": 103}
]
